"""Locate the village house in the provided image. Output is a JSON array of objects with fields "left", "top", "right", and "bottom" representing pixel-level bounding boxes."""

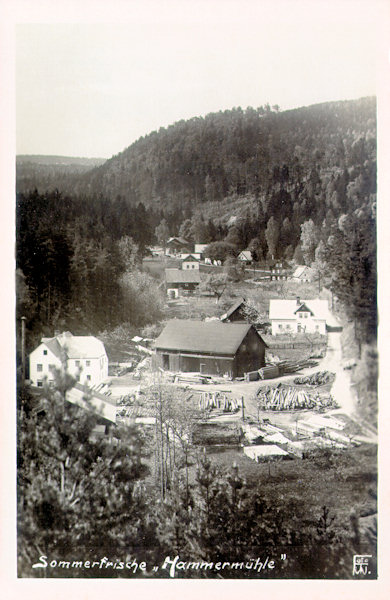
[
  {"left": 29, "top": 331, "right": 108, "bottom": 387},
  {"left": 268, "top": 297, "right": 328, "bottom": 335},
  {"left": 237, "top": 250, "right": 253, "bottom": 265},
  {"left": 269, "top": 261, "right": 291, "bottom": 280},
  {"left": 165, "top": 268, "right": 201, "bottom": 297},
  {"left": 291, "top": 265, "right": 314, "bottom": 283},
  {"left": 165, "top": 237, "right": 192, "bottom": 256},
  {"left": 153, "top": 319, "right": 267, "bottom": 377},
  {"left": 180, "top": 254, "right": 201, "bottom": 269},
  {"left": 220, "top": 298, "right": 247, "bottom": 323},
  {"left": 194, "top": 244, "right": 209, "bottom": 259}
]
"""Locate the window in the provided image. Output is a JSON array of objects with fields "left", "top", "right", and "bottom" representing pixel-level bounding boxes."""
[
  {"left": 37, "top": 364, "right": 43, "bottom": 372},
  {"left": 278, "top": 324, "right": 283, "bottom": 330},
  {"left": 87, "top": 375, "right": 91, "bottom": 381},
  {"left": 86, "top": 360, "right": 91, "bottom": 367},
  {"left": 76, "top": 360, "right": 80, "bottom": 367},
  {"left": 43, "top": 350, "right": 47, "bottom": 355},
  {"left": 304, "top": 313, "right": 308, "bottom": 318},
  {"left": 286, "top": 324, "right": 291, "bottom": 330},
  {"left": 37, "top": 381, "right": 43, "bottom": 387}
]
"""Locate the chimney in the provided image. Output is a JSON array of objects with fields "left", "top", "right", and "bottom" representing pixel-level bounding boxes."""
[{"left": 296, "top": 296, "right": 301, "bottom": 306}]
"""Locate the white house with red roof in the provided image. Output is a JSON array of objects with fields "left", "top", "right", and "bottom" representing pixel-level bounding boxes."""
[
  {"left": 269, "top": 297, "right": 329, "bottom": 335},
  {"left": 29, "top": 331, "right": 108, "bottom": 387}
]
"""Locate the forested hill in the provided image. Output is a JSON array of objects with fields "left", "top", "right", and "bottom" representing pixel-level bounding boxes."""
[
  {"left": 39, "top": 97, "right": 374, "bottom": 211},
  {"left": 16, "top": 155, "right": 106, "bottom": 194},
  {"left": 17, "top": 98, "right": 376, "bottom": 217}
]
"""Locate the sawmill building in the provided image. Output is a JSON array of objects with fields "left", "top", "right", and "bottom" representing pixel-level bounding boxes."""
[{"left": 153, "top": 320, "right": 267, "bottom": 378}]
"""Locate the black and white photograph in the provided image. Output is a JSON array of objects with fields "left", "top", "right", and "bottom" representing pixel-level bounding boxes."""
[{"left": 2, "top": 0, "right": 390, "bottom": 595}]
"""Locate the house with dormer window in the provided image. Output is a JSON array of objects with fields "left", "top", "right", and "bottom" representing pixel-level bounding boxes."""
[{"left": 269, "top": 297, "right": 328, "bottom": 335}]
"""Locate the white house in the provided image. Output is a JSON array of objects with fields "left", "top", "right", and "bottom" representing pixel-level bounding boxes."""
[
  {"left": 29, "top": 331, "right": 108, "bottom": 388},
  {"left": 238, "top": 250, "right": 253, "bottom": 264},
  {"left": 180, "top": 254, "right": 201, "bottom": 270},
  {"left": 269, "top": 298, "right": 329, "bottom": 335},
  {"left": 194, "top": 244, "right": 209, "bottom": 258},
  {"left": 291, "top": 265, "right": 314, "bottom": 283}
]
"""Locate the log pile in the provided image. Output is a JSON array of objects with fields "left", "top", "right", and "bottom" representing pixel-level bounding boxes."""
[
  {"left": 257, "top": 384, "right": 336, "bottom": 411},
  {"left": 293, "top": 371, "right": 335, "bottom": 386},
  {"left": 277, "top": 358, "right": 318, "bottom": 374},
  {"left": 199, "top": 391, "right": 241, "bottom": 412}
]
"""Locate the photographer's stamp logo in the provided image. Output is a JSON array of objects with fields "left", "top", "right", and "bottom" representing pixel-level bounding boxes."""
[{"left": 352, "top": 555, "right": 372, "bottom": 576}]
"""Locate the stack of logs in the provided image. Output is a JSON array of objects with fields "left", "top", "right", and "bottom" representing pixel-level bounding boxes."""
[
  {"left": 199, "top": 391, "right": 241, "bottom": 412},
  {"left": 257, "top": 384, "right": 335, "bottom": 411}
]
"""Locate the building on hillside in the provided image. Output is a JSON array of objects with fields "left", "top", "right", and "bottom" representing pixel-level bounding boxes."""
[
  {"left": 148, "top": 246, "right": 165, "bottom": 257},
  {"left": 29, "top": 331, "right": 108, "bottom": 387},
  {"left": 220, "top": 298, "right": 247, "bottom": 323},
  {"left": 165, "top": 268, "right": 201, "bottom": 298},
  {"left": 269, "top": 261, "right": 291, "bottom": 280},
  {"left": 165, "top": 237, "right": 192, "bottom": 256},
  {"left": 268, "top": 297, "right": 329, "bottom": 335},
  {"left": 180, "top": 254, "right": 201, "bottom": 269},
  {"left": 194, "top": 244, "right": 209, "bottom": 258},
  {"left": 238, "top": 250, "right": 253, "bottom": 264},
  {"left": 153, "top": 320, "right": 267, "bottom": 377},
  {"left": 291, "top": 265, "right": 314, "bottom": 283}
]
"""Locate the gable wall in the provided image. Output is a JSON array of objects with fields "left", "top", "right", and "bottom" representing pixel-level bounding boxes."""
[
  {"left": 29, "top": 344, "right": 62, "bottom": 386},
  {"left": 234, "top": 327, "right": 266, "bottom": 376}
]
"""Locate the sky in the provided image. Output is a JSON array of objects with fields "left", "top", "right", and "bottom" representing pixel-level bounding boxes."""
[{"left": 11, "top": 0, "right": 388, "bottom": 158}]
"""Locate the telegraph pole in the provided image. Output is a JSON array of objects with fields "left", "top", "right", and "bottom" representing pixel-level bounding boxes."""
[{"left": 21, "top": 316, "right": 26, "bottom": 384}]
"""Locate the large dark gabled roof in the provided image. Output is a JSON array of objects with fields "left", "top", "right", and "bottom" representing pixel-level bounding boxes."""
[{"left": 154, "top": 320, "right": 264, "bottom": 355}]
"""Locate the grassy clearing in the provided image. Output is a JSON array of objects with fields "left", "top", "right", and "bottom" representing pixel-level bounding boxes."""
[
  {"left": 162, "top": 278, "right": 329, "bottom": 323},
  {"left": 142, "top": 256, "right": 181, "bottom": 279},
  {"left": 164, "top": 295, "right": 223, "bottom": 320},
  {"left": 196, "top": 443, "right": 377, "bottom": 522}
]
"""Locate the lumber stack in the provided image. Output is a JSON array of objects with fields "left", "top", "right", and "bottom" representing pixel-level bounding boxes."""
[
  {"left": 256, "top": 384, "right": 336, "bottom": 411},
  {"left": 294, "top": 371, "right": 335, "bottom": 386},
  {"left": 199, "top": 391, "right": 240, "bottom": 412},
  {"left": 244, "top": 370, "right": 260, "bottom": 382},
  {"left": 258, "top": 365, "right": 280, "bottom": 379},
  {"left": 277, "top": 358, "right": 318, "bottom": 374}
]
